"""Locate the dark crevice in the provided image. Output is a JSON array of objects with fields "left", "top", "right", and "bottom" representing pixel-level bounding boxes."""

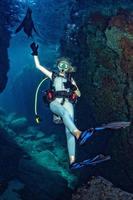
[{"left": 123, "top": 73, "right": 130, "bottom": 120}]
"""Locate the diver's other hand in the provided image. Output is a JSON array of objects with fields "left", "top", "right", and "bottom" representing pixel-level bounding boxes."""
[
  {"left": 30, "top": 42, "right": 38, "bottom": 55},
  {"left": 64, "top": 81, "right": 77, "bottom": 91}
]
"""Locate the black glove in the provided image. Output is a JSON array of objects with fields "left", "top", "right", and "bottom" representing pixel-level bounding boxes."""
[
  {"left": 70, "top": 84, "right": 77, "bottom": 91},
  {"left": 30, "top": 42, "right": 38, "bottom": 55},
  {"left": 64, "top": 81, "right": 77, "bottom": 91}
]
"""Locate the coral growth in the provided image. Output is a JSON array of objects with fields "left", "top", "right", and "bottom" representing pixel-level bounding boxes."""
[
  {"left": 89, "top": 12, "right": 109, "bottom": 31},
  {"left": 101, "top": 75, "right": 117, "bottom": 89},
  {"left": 109, "top": 15, "right": 128, "bottom": 31},
  {"left": 106, "top": 11, "right": 133, "bottom": 56},
  {"left": 108, "top": 11, "right": 133, "bottom": 35},
  {"left": 120, "top": 37, "right": 133, "bottom": 76}
]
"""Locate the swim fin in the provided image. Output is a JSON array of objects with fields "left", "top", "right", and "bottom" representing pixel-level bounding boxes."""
[
  {"left": 70, "top": 154, "right": 111, "bottom": 170},
  {"left": 79, "top": 121, "right": 131, "bottom": 146},
  {"left": 79, "top": 128, "right": 95, "bottom": 146}
]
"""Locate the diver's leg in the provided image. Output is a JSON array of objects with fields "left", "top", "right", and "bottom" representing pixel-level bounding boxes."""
[
  {"left": 50, "top": 100, "right": 81, "bottom": 138},
  {"left": 63, "top": 100, "right": 81, "bottom": 139},
  {"left": 65, "top": 127, "right": 76, "bottom": 164},
  {"left": 63, "top": 100, "right": 76, "bottom": 164}
]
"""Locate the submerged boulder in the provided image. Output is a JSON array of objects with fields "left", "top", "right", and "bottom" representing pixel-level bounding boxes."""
[
  {"left": 72, "top": 176, "right": 133, "bottom": 200},
  {"left": 9, "top": 117, "right": 28, "bottom": 132},
  {"left": 0, "top": 179, "right": 24, "bottom": 200},
  {"left": 0, "top": 111, "right": 77, "bottom": 199}
]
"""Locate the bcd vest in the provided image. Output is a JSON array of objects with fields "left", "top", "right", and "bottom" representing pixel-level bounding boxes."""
[{"left": 43, "top": 72, "right": 78, "bottom": 104}]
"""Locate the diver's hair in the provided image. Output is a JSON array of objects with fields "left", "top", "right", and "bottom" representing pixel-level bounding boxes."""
[{"left": 55, "top": 57, "right": 76, "bottom": 73}]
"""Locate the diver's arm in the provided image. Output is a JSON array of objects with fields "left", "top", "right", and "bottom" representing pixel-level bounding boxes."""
[
  {"left": 34, "top": 56, "right": 52, "bottom": 79},
  {"left": 30, "top": 42, "right": 52, "bottom": 79},
  {"left": 71, "top": 78, "right": 81, "bottom": 97}
]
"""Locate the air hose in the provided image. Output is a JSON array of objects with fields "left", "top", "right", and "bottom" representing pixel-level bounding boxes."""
[{"left": 34, "top": 77, "right": 48, "bottom": 123}]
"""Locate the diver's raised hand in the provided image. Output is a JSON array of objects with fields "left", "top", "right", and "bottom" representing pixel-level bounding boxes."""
[{"left": 30, "top": 42, "right": 38, "bottom": 55}]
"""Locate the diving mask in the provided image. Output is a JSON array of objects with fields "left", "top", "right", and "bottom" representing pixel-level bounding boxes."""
[{"left": 58, "top": 61, "right": 70, "bottom": 71}]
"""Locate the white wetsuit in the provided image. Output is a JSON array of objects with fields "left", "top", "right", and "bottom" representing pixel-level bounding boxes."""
[{"left": 49, "top": 74, "right": 78, "bottom": 159}]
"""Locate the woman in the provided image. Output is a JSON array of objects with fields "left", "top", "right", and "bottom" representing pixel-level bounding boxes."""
[{"left": 30, "top": 42, "right": 111, "bottom": 169}]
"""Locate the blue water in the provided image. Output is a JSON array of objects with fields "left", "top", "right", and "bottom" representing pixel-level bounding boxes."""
[{"left": 0, "top": 0, "right": 132, "bottom": 114}]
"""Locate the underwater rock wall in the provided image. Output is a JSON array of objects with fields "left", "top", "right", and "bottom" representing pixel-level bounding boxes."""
[
  {"left": 60, "top": 1, "right": 133, "bottom": 192},
  {"left": 0, "top": 1, "right": 11, "bottom": 92},
  {"left": 61, "top": 2, "right": 133, "bottom": 124},
  {"left": 0, "top": 0, "right": 21, "bottom": 93}
]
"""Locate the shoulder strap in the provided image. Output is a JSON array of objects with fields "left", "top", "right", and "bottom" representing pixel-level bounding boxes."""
[
  {"left": 50, "top": 71, "right": 59, "bottom": 90},
  {"left": 52, "top": 71, "right": 58, "bottom": 81},
  {"left": 66, "top": 73, "right": 73, "bottom": 82}
]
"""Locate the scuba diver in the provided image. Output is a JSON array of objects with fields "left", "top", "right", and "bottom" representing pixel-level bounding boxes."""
[{"left": 30, "top": 42, "right": 130, "bottom": 170}]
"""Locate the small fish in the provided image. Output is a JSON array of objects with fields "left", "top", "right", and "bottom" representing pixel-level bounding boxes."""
[{"left": 15, "top": 7, "right": 37, "bottom": 37}]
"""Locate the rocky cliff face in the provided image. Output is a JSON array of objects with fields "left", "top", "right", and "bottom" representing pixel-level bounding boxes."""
[
  {"left": 0, "top": 1, "right": 11, "bottom": 92},
  {"left": 60, "top": 2, "right": 133, "bottom": 192},
  {"left": 0, "top": 0, "right": 21, "bottom": 93}
]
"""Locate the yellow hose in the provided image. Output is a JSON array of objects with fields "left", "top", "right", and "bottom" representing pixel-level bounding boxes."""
[{"left": 34, "top": 77, "right": 48, "bottom": 123}]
